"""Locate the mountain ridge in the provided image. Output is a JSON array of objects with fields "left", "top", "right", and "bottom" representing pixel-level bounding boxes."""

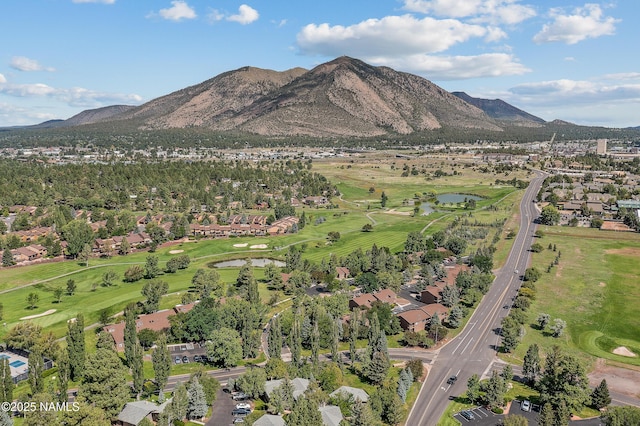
[{"left": 10, "top": 57, "right": 566, "bottom": 136}]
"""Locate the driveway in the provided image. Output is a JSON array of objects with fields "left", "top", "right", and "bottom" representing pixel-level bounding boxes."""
[{"left": 207, "top": 388, "right": 236, "bottom": 426}]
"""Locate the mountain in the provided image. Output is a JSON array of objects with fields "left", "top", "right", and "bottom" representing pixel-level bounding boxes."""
[
  {"left": 452, "top": 92, "right": 545, "bottom": 126},
  {"left": 63, "top": 105, "right": 136, "bottom": 126},
  {"left": 96, "top": 57, "right": 508, "bottom": 137},
  {"left": 112, "top": 66, "right": 307, "bottom": 129}
]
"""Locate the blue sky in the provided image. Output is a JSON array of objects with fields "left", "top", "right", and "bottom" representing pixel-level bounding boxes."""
[{"left": 1, "top": 0, "right": 638, "bottom": 128}]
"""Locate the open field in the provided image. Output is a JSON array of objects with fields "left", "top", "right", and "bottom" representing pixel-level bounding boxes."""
[{"left": 510, "top": 226, "right": 640, "bottom": 367}]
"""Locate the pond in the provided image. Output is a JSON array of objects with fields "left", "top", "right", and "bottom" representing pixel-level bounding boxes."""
[
  {"left": 211, "top": 258, "right": 286, "bottom": 268},
  {"left": 421, "top": 193, "right": 484, "bottom": 215}
]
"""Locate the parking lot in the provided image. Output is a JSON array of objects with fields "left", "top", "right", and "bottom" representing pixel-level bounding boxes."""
[
  {"left": 454, "top": 406, "right": 501, "bottom": 425},
  {"left": 454, "top": 401, "right": 604, "bottom": 426},
  {"left": 168, "top": 343, "right": 208, "bottom": 364}
]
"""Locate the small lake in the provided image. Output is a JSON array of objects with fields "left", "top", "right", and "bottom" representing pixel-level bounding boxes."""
[
  {"left": 212, "top": 258, "right": 286, "bottom": 268},
  {"left": 421, "top": 193, "right": 484, "bottom": 215}
]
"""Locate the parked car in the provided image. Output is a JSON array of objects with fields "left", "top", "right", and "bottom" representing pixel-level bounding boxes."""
[
  {"left": 174, "top": 356, "right": 182, "bottom": 364},
  {"left": 460, "top": 410, "right": 475, "bottom": 420},
  {"left": 232, "top": 392, "right": 248, "bottom": 401},
  {"left": 233, "top": 418, "right": 245, "bottom": 424},
  {"left": 193, "top": 355, "right": 203, "bottom": 363},
  {"left": 447, "top": 376, "right": 458, "bottom": 385},
  {"left": 521, "top": 400, "right": 531, "bottom": 412},
  {"left": 182, "top": 355, "right": 189, "bottom": 364},
  {"left": 235, "top": 403, "right": 251, "bottom": 410},
  {"left": 232, "top": 408, "right": 250, "bottom": 416}
]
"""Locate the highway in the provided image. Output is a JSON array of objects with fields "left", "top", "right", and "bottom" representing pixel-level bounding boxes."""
[{"left": 406, "top": 172, "right": 546, "bottom": 426}]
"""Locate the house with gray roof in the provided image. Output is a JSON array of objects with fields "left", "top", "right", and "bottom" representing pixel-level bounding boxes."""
[
  {"left": 329, "top": 385, "right": 369, "bottom": 402},
  {"left": 253, "top": 414, "right": 287, "bottom": 426},
  {"left": 116, "top": 399, "right": 171, "bottom": 426},
  {"left": 319, "top": 405, "right": 344, "bottom": 426},
  {"left": 264, "top": 378, "right": 310, "bottom": 401}
]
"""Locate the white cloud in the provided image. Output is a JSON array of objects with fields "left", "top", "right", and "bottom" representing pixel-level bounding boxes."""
[
  {"left": 0, "top": 82, "right": 142, "bottom": 107},
  {"left": 484, "top": 26, "right": 508, "bottom": 42},
  {"left": 403, "top": 0, "right": 536, "bottom": 25},
  {"left": 158, "top": 1, "right": 196, "bottom": 22},
  {"left": 227, "top": 5, "right": 259, "bottom": 25},
  {"left": 10, "top": 56, "right": 55, "bottom": 72},
  {"left": 373, "top": 53, "right": 530, "bottom": 80},
  {"left": 72, "top": 0, "right": 115, "bottom": 4},
  {"left": 297, "top": 15, "right": 488, "bottom": 57},
  {"left": 207, "top": 4, "right": 259, "bottom": 25},
  {"left": 533, "top": 4, "right": 619, "bottom": 44},
  {"left": 602, "top": 72, "right": 640, "bottom": 81},
  {"left": 509, "top": 78, "right": 640, "bottom": 106},
  {"left": 0, "top": 74, "right": 6, "bottom": 84},
  {"left": 207, "top": 9, "right": 225, "bottom": 23}
]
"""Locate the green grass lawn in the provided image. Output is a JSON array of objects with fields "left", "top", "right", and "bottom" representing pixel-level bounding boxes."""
[{"left": 509, "top": 226, "right": 640, "bottom": 367}]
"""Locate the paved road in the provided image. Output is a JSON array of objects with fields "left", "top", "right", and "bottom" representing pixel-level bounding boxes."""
[{"left": 406, "top": 172, "right": 546, "bottom": 426}]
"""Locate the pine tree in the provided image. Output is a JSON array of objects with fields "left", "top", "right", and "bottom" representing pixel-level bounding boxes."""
[
  {"left": 153, "top": 335, "right": 171, "bottom": 392},
  {"left": 591, "top": 379, "right": 611, "bottom": 409},
  {"left": 397, "top": 368, "right": 411, "bottom": 402},
  {"left": 364, "top": 350, "right": 390, "bottom": 386},
  {"left": 1, "top": 249, "right": 14, "bottom": 267},
  {"left": 523, "top": 343, "right": 541, "bottom": 384},
  {"left": 187, "top": 377, "right": 208, "bottom": 420},
  {"left": 170, "top": 382, "right": 188, "bottom": 422},
  {"left": 466, "top": 374, "right": 481, "bottom": 404},
  {"left": 124, "top": 305, "right": 137, "bottom": 367},
  {"left": 538, "top": 403, "right": 555, "bottom": 426},
  {"left": 485, "top": 370, "right": 506, "bottom": 408},
  {"left": 66, "top": 314, "right": 85, "bottom": 382},
  {"left": 79, "top": 348, "right": 130, "bottom": 419},
  {"left": 363, "top": 312, "right": 390, "bottom": 385},
  {"left": 350, "top": 401, "right": 376, "bottom": 426}
]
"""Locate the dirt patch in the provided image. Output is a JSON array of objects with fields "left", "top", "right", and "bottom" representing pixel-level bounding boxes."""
[
  {"left": 589, "top": 358, "right": 640, "bottom": 397},
  {"left": 613, "top": 346, "right": 637, "bottom": 357},
  {"left": 554, "top": 262, "right": 564, "bottom": 278},
  {"left": 605, "top": 247, "right": 640, "bottom": 257},
  {"left": 20, "top": 309, "right": 56, "bottom": 320},
  {"left": 168, "top": 249, "right": 184, "bottom": 254}
]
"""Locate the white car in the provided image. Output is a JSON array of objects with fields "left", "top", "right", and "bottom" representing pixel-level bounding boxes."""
[
  {"left": 521, "top": 400, "right": 531, "bottom": 412},
  {"left": 235, "top": 403, "right": 251, "bottom": 410}
]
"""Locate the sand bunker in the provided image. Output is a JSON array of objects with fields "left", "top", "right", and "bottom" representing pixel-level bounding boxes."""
[
  {"left": 169, "top": 249, "right": 184, "bottom": 254},
  {"left": 613, "top": 346, "right": 637, "bottom": 357},
  {"left": 250, "top": 244, "right": 268, "bottom": 249},
  {"left": 385, "top": 209, "right": 411, "bottom": 216},
  {"left": 233, "top": 243, "right": 248, "bottom": 248},
  {"left": 21, "top": 309, "right": 56, "bottom": 320}
]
